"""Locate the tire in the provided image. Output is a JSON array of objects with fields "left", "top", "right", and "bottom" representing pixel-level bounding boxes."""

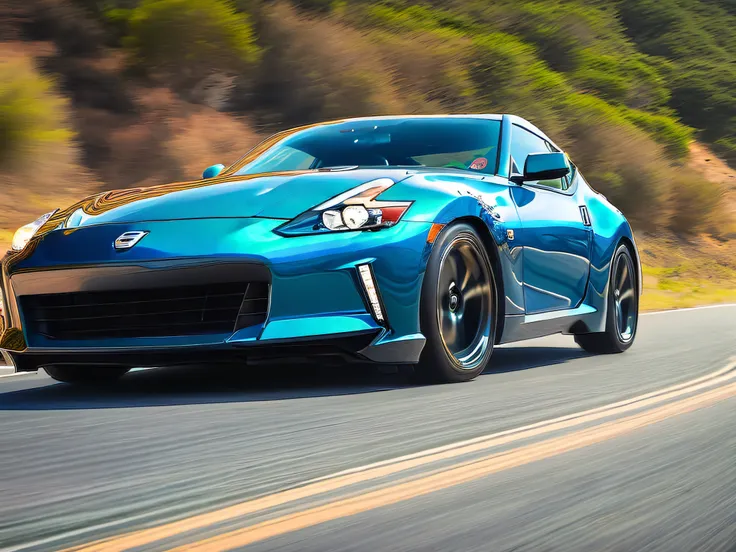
[
  {"left": 44, "top": 366, "right": 130, "bottom": 384},
  {"left": 416, "top": 223, "right": 497, "bottom": 383},
  {"left": 575, "top": 243, "right": 638, "bottom": 354}
]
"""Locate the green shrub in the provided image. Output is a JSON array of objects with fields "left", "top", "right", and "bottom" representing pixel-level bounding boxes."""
[
  {"left": 469, "top": 32, "right": 569, "bottom": 136},
  {"left": 0, "top": 58, "right": 73, "bottom": 168},
  {"left": 357, "top": 3, "right": 475, "bottom": 33},
  {"left": 573, "top": 64, "right": 630, "bottom": 104},
  {"left": 622, "top": 108, "right": 692, "bottom": 159},
  {"left": 669, "top": 61, "right": 736, "bottom": 144},
  {"left": 618, "top": 0, "right": 736, "bottom": 165},
  {"left": 123, "top": 0, "right": 260, "bottom": 88},
  {"left": 572, "top": 51, "right": 670, "bottom": 110},
  {"left": 618, "top": 0, "right": 735, "bottom": 62}
]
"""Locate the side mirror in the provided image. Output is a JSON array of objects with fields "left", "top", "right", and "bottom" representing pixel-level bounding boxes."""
[
  {"left": 202, "top": 164, "right": 226, "bottom": 179},
  {"left": 513, "top": 152, "right": 569, "bottom": 183}
]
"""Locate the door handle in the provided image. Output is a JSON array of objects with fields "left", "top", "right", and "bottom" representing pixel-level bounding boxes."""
[{"left": 579, "top": 206, "right": 591, "bottom": 226}]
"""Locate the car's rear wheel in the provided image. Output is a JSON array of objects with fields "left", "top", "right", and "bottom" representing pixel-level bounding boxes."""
[
  {"left": 44, "top": 366, "right": 130, "bottom": 384},
  {"left": 416, "top": 223, "right": 496, "bottom": 383},
  {"left": 575, "top": 243, "right": 638, "bottom": 354}
]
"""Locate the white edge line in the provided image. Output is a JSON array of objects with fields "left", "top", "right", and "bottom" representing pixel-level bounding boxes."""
[
  {"left": 642, "top": 303, "right": 736, "bottom": 316},
  {"left": 10, "top": 357, "right": 735, "bottom": 552},
  {"left": 3, "top": 358, "right": 735, "bottom": 551},
  {"left": 304, "top": 356, "right": 736, "bottom": 483},
  {"left": 0, "top": 371, "right": 33, "bottom": 379}
]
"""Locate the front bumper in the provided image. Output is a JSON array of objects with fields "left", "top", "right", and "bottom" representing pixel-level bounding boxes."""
[{"left": 1, "top": 218, "right": 432, "bottom": 371}]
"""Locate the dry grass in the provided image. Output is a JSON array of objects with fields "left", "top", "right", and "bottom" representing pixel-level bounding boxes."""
[
  {"left": 371, "top": 30, "right": 475, "bottom": 114},
  {"left": 83, "top": 87, "right": 262, "bottom": 187},
  {"left": 166, "top": 109, "right": 261, "bottom": 179},
  {"left": 638, "top": 233, "right": 736, "bottom": 311},
  {"left": 252, "top": 3, "right": 404, "bottom": 125},
  {"left": 686, "top": 142, "right": 736, "bottom": 237},
  {"left": 564, "top": 113, "right": 672, "bottom": 231},
  {"left": 635, "top": 145, "right": 736, "bottom": 310}
]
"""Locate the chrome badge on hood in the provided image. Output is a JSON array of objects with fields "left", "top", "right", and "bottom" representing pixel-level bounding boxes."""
[{"left": 114, "top": 231, "right": 149, "bottom": 251}]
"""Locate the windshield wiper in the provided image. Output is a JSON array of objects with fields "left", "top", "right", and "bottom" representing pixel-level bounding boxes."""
[{"left": 317, "top": 165, "right": 359, "bottom": 172}]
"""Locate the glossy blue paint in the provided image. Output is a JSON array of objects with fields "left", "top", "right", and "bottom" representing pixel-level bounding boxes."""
[
  {"left": 0, "top": 114, "right": 641, "bottom": 370},
  {"left": 509, "top": 177, "right": 592, "bottom": 314},
  {"left": 258, "top": 314, "right": 380, "bottom": 341},
  {"left": 202, "top": 164, "right": 226, "bottom": 179},
  {"left": 6, "top": 217, "right": 432, "bottom": 349}
]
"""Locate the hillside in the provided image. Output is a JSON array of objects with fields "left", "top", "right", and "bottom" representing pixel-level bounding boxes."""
[{"left": 0, "top": 0, "right": 734, "bottom": 309}]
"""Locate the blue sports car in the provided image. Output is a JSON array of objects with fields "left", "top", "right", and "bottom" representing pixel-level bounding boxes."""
[{"left": 0, "top": 115, "right": 641, "bottom": 384}]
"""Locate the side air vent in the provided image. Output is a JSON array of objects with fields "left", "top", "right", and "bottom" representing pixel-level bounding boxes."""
[{"left": 234, "top": 282, "right": 270, "bottom": 331}]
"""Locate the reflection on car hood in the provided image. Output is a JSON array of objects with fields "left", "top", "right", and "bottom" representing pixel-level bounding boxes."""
[{"left": 55, "top": 169, "right": 415, "bottom": 228}]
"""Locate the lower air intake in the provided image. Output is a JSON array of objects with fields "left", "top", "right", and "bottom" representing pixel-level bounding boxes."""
[{"left": 21, "top": 282, "right": 269, "bottom": 340}]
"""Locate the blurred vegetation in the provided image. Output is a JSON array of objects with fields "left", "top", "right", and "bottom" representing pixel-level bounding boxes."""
[
  {"left": 121, "top": 0, "right": 260, "bottom": 89},
  {"left": 2, "top": 0, "right": 735, "bottom": 236},
  {"left": 0, "top": 56, "right": 73, "bottom": 168},
  {"left": 638, "top": 233, "right": 736, "bottom": 310}
]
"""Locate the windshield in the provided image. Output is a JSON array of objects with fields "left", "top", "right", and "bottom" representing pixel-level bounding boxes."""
[{"left": 235, "top": 118, "right": 502, "bottom": 176}]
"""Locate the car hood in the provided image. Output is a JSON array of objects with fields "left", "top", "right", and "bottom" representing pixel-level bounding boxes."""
[{"left": 55, "top": 169, "right": 415, "bottom": 228}]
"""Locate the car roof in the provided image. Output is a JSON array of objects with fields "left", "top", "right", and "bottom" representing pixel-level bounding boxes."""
[{"left": 311, "top": 114, "right": 557, "bottom": 148}]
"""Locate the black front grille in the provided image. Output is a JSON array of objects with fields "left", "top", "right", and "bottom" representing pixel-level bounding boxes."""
[{"left": 21, "top": 282, "right": 269, "bottom": 340}]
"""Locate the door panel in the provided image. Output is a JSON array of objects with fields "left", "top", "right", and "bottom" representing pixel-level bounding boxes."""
[
  {"left": 511, "top": 184, "right": 592, "bottom": 314},
  {"left": 507, "top": 123, "right": 591, "bottom": 314}
]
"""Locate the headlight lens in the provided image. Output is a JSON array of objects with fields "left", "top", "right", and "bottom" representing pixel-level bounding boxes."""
[
  {"left": 277, "top": 179, "right": 411, "bottom": 236},
  {"left": 324, "top": 205, "right": 379, "bottom": 231},
  {"left": 11, "top": 211, "right": 57, "bottom": 251}
]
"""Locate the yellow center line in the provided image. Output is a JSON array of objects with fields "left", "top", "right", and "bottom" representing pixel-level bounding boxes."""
[
  {"left": 63, "top": 359, "right": 736, "bottom": 552},
  {"left": 170, "top": 378, "right": 736, "bottom": 551}
]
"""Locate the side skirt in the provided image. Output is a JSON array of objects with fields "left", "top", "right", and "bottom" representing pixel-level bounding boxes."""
[{"left": 498, "top": 304, "right": 600, "bottom": 344}]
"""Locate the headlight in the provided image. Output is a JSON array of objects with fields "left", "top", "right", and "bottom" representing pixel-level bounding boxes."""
[
  {"left": 11, "top": 211, "right": 57, "bottom": 251},
  {"left": 277, "top": 179, "right": 411, "bottom": 236}
]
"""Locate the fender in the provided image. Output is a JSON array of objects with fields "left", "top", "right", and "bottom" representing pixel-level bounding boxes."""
[{"left": 386, "top": 173, "right": 525, "bottom": 317}]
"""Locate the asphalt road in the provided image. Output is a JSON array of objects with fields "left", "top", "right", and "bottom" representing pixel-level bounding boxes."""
[{"left": 0, "top": 305, "right": 734, "bottom": 551}]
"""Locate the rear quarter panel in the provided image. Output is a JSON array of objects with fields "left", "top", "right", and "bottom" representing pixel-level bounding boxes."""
[{"left": 579, "top": 172, "right": 642, "bottom": 328}]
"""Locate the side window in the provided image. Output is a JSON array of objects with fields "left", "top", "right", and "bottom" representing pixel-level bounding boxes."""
[
  {"left": 544, "top": 140, "right": 572, "bottom": 190},
  {"left": 509, "top": 125, "right": 548, "bottom": 176},
  {"left": 510, "top": 125, "right": 568, "bottom": 191}
]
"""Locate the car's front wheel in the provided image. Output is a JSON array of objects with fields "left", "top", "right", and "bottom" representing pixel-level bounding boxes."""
[
  {"left": 44, "top": 366, "right": 130, "bottom": 384},
  {"left": 575, "top": 243, "right": 638, "bottom": 354},
  {"left": 416, "top": 223, "right": 496, "bottom": 383}
]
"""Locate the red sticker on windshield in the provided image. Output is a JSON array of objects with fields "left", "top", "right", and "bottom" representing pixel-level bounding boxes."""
[{"left": 469, "top": 157, "right": 488, "bottom": 170}]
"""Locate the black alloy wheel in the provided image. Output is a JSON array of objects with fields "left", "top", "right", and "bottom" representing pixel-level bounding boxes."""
[
  {"left": 612, "top": 250, "right": 637, "bottom": 343},
  {"left": 575, "top": 243, "right": 638, "bottom": 354},
  {"left": 417, "top": 223, "right": 496, "bottom": 383}
]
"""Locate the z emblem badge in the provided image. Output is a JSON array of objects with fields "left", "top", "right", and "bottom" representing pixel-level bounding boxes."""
[{"left": 114, "top": 231, "right": 148, "bottom": 251}]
